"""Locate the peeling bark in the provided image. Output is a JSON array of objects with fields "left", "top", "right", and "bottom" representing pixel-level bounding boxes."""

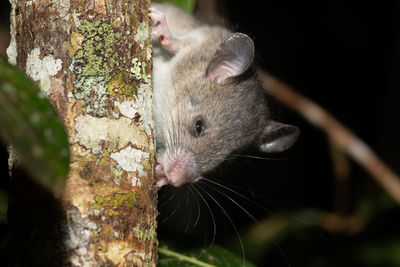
[{"left": 7, "top": 0, "right": 157, "bottom": 266}]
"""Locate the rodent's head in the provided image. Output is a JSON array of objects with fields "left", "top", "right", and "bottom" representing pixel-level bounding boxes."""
[{"left": 156, "top": 33, "right": 299, "bottom": 188}]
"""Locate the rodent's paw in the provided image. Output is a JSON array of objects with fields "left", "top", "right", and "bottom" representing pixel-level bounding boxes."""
[
  {"left": 156, "top": 177, "right": 169, "bottom": 189},
  {"left": 149, "top": 7, "right": 179, "bottom": 53},
  {"left": 155, "top": 162, "right": 169, "bottom": 189}
]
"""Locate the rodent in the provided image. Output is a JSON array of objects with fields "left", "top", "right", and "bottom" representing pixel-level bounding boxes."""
[{"left": 150, "top": 3, "right": 299, "bottom": 188}]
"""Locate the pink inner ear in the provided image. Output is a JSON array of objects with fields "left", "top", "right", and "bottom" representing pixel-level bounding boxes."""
[
  {"left": 206, "top": 60, "right": 242, "bottom": 84},
  {"left": 206, "top": 33, "right": 255, "bottom": 84}
]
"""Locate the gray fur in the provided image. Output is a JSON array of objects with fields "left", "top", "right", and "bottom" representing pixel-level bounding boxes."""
[{"left": 152, "top": 3, "right": 299, "bottom": 186}]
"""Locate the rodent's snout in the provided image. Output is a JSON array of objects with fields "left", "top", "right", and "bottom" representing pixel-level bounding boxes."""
[{"left": 158, "top": 147, "right": 196, "bottom": 188}]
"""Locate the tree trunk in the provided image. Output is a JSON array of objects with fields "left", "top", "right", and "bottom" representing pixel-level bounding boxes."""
[{"left": 7, "top": 0, "right": 157, "bottom": 266}]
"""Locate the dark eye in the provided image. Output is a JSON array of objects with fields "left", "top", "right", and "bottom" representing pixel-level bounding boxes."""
[
  {"left": 195, "top": 120, "right": 204, "bottom": 137},
  {"left": 189, "top": 116, "right": 207, "bottom": 138}
]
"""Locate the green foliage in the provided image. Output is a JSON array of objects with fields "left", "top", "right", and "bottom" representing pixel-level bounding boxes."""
[
  {"left": 357, "top": 238, "right": 400, "bottom": 267},
  {"left": 154, "top": 0, "right": 196, "bottom": 13},
  {"left": 159, "top": 242, "right": 256, "bottom": 267},
  {"left": 0, "top": 57, "right": 70, "bottom": 196}
]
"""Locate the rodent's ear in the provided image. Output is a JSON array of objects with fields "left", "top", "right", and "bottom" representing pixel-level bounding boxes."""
[
  {"left": 258, "top": 121, "right": 300, "bottom": 153},
  {"left": 206, "top": 33, "right": 254, "bottom": 84}
]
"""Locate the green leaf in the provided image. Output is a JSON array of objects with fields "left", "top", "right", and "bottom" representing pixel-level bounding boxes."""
[
  {"left": 158, "top": 242, "right": 256, "bottom": 267},
  {"left": 0, "top": 57, "right": 70, "bottom": 196},
  {"left": 154, "top": 0, "right": 196, "bottom": 13}
]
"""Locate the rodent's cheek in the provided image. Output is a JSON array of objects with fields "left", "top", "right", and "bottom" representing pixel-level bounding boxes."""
[{"left": 196, "top": 149, "right": 228, "bottom": 175}]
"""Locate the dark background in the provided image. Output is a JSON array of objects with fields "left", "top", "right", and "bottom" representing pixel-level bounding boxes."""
[{"left": 1, "top": 1, "right": 400, "bottom": 266}]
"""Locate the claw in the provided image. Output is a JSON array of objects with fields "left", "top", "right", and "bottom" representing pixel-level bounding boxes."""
[
  {"left": 155, "top": 161, "right": 170, "bottom": 189},
  {"left": 156, "top": 177, "right": 170, "bottom": 189}
]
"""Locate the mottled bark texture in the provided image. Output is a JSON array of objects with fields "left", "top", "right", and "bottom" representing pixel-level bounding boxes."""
[{"left": 7, "top": 0, "right": 157, "bottom": 266}]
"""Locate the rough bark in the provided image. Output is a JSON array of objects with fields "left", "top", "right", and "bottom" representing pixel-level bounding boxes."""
[{"left": 7, "top": 0, "right": 157, "bottom": 266}]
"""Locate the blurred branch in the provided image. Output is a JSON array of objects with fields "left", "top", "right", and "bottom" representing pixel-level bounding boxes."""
[
  {"left": 258, "top": 69, "right": 400, "bottom": 206},
  {"left": 329, "top": 139, "right": 351, "bottom": 214}
]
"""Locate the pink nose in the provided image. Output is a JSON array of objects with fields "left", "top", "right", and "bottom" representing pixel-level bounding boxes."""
[
  {"left": 164, "top": 148, "right": 195, "bottom": 187},
  {"left": 166, "top": 164, "right": 189, "bottom": 187}
]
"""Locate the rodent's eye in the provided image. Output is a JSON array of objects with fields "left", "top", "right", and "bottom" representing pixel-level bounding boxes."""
[
  {"left": 195, "top": 120, "right": 204, "bottom": 137},
  {"left": 189, "top": 116, "right": 207, "bottom": 138}
]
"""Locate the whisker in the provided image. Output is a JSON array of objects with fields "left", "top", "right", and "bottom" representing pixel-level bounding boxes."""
[
  {"left": 212, "top": 178, "right": 328, "bottom": 242},
  {"left": 201, "top": 178, "right": 293, "bottom": 267},
  {"left": 273, "top": 240, "right": 292, "bottom": 267},
  {"left": 197, "top": 185, "right": 246, "bottom": 267},
  {"left": 230, "top": 153, "right": 285, "bottom": 161},
  {"left": 161, "top": 193, "right": 182, "bottom": 223},
  {"left": 191, "top": 183, "right": 216, "bottom": 247},
  {"left": 200, "top": 179, "right": 258, "bottom": 223},
  {"left": 183, "top": 189, "right": 192, "bottom": 234},
  {"left": 157, "top": 186, "right": 171, "bottom": 200},
  {"left": 203, "top": 177, "right": 274, "bottom": 216},
  {"left": 159, "top": 188, "right": 176, "bottom": 208},
  {"left": 188, "top": 185, "right": 201, "bottom": 228}
]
